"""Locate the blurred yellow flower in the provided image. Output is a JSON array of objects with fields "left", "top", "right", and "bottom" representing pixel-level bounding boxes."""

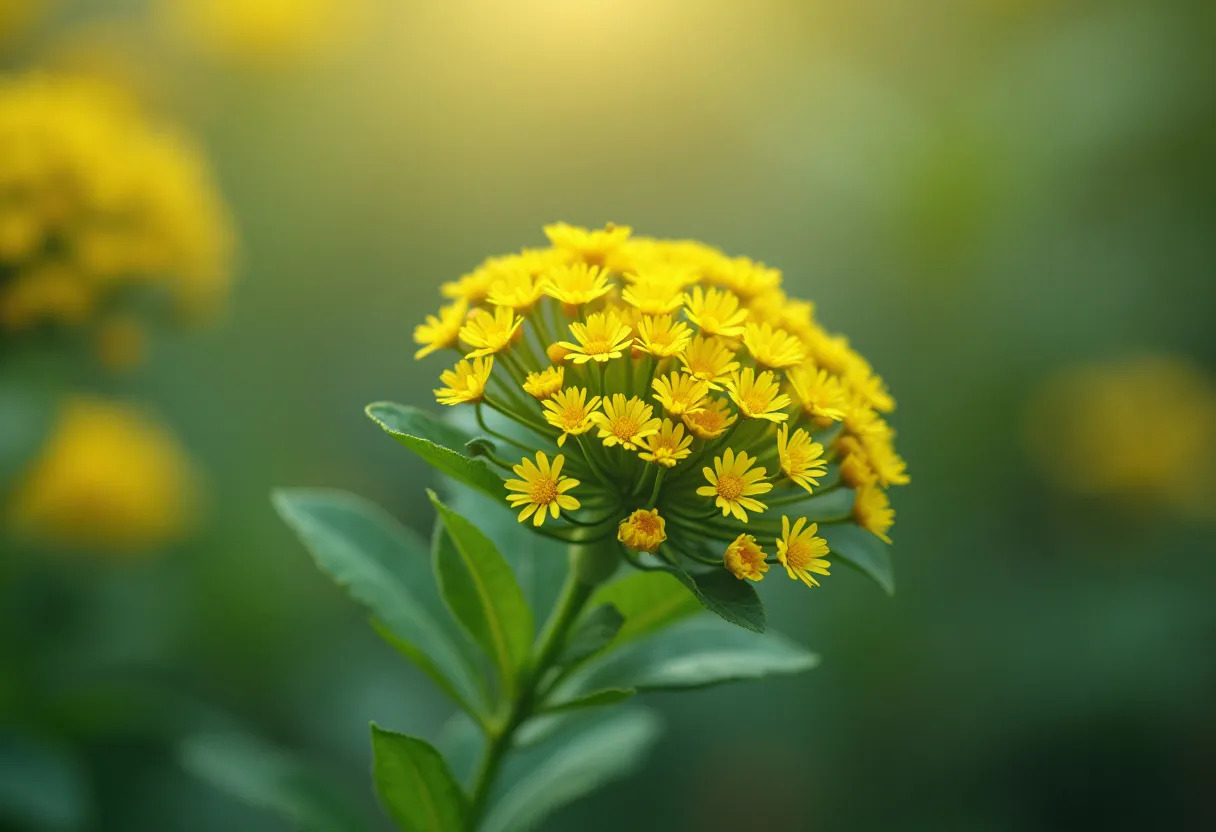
[
  {"left": 523, "top": 365, "right": 564, "bottom": 400},
  {"left": 414, "top": 299, "right": 467, "bottom": 359},
  {"left": 7, "top": 397, "right": 198, "bottom": 554}
]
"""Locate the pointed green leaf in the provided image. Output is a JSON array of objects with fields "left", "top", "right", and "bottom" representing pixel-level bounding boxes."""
[
  {"left": 482, "top": 709, "right": 661, "bottom": 832},
  {"left": 562, "top": 617, "right": 817, "bottom": 694},
  {"left": 371, "top": 724, "right": 468, "bottom": 832},
  {"left": 558, "top": 604, "right": 624, "bottom": 666},
  {"left": 366, "top": 402, "right": 503, "bottom": 498},
  {"left": 819, "top": 522, "right": 895, "bottom": 595},
  {"left": 430, "top": 492, "right": 533, "bottom": 694},
  {"left": 180, "top": 732, "right": 370, "bottom": 832},
  {"left": 538, "top": 688, "right": 636, "bottom": 715},
  {"left": 672, "top": 567, "right": 766, "bottom": 632},
  {"left": 272, "top": 489, "right": 484, "bottom": 713},
  {"left": 590, "top": 571, "right": 702, "bottom": 646}
]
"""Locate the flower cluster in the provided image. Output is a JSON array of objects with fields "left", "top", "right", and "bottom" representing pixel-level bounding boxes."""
[
  {"left": 0, "top": 73, "right": 233, "bottom": 368},
  {"left": 415, "top": 223, "right": 908, "bottom": 589}
]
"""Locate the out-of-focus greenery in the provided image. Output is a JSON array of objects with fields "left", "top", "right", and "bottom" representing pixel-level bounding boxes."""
[{"left": 2, "top": 0, "right": 1215, "bottom": 829}]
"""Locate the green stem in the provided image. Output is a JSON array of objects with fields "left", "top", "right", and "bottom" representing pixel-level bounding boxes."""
[{"left": 466, "top": 544, "right": 611, "bottom": 827}]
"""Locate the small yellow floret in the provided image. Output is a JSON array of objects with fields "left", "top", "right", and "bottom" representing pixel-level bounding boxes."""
[
  {"left": 685, "top": 286, "right": 748, "bottom": 337},
  {"left": 634, "top": 314, "right": 693, "bottom": 358},
  {"left": 679, "top": 334, "right": 740, "bottom": 390},
  {"left": 697, "top": 448, "right": 772, "bottom": 522},
  {"left": 590, "top": 394, "right": 661, "bottom": 450},
  {"left": 853, "top": 483, "right": 894, "bottom": 543},
  {"left": 543, "top": 222, "right": 631, "bottom": 266},
  {"left": 459, "top": 306, "right": 522, "bottom": 358},
  {"left": 557, "top": 311, "right": 632, "bottom": 364},
  {"left": 434, "top": 356, "right": 493, "bottom": 406},
  {"left": 523, "top": 366, "right": 565, "bottom": 400},
  {"left": 651, "top": 372, "right": 709, "bottom": 417},
  {"left": 682, "top": 397, "right": 737, "bottom": 440},
  {"left": 724, "top": 534, "right": 768, "bottom": 581},
  {"left": 725, "top": 368, "right": 791, "bottom": 422},
  {"left": 776, "top": 516, "right": 830, "bottom": 588},
  {"left": 504, "top": 452, "right": 580, "bottom": 527},
  {"left": 542, "top": 262, "right": 613, "bottom": 307},
  {"left": 638, "top": 419, "right": 693, "bottom": 467},
  {"left": 742, "top": 322, "right": 804, "bottom": 369},
  {"left": 777, "top": 424, "right": 827, "bottom": 493},
  {"left": 414, "top": 299, "right": 467, "bottom": 359},
  {"left": 618, "top": 508, "right": 667, "bottom": 552},
  {"left": 542, "top": 387, "right": 601, "bottom": 446}
]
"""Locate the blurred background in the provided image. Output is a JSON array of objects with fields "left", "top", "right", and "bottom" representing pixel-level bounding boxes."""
[{"left": 2, "top": 0, "right": 1216, "bottom": 829}]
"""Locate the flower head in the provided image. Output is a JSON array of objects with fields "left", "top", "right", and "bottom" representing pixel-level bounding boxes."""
[
  {"left": 523, "top": 365, "right": 565, "bottom": 400},
  {"left": 434, "top": 357, "right": 493, "bottom": 406},
  {"left": 683, "top": 396, "right": 737, "bottom": 440},
  {"left": 505, "top": 452, "right": 580, "bottom": 526},
  {"left": 680, "top": 335, "right": 739, "bottom": 389},
  {"left": 726, "top": 368, "right": 791, "bottom": 422},
  {"left": 591, "top": 394, "right": 661, "bottom": 450},
  {"left": 639, "top": 419, "right": 694, "bottom": 467},
  {"left": 777, "top": 424, "right": 827, "bottom": 493},
  {"left": 558, "top": 311, "right": 632, "bottom": 364},
  {"left": 685, "top": 286, "right": 748, "bottom": 337},
  {"left": 853, "top": 483, "right": 894, "bottom": 543},
  {"left": 724, "top": 534, "right": 768, "bottom": 581},
  {"left": 742, "top": 322, "right": 804, "bottom": 369},
  {"left": 652, "top": 372, "right": 709, "bottom": 417},
  {"left": 414, "top": 299, "right": 468, "bottom": 359},
  {"left": 542, "top": 387, "right": 601, "bottom": 446},
  {"left": 697, "top": 448, "right": 772, "bottom": 522},
  {"left": 460, "top": 306, "right": 522, "bottom": 358},
  {"left": 776, "top": 516, "right": 830, "bottom": 588},
  {"left": 618, "top": 508, "right": 667, "bottom": 552},
  {"left": 413, "top": 223, "right": 907, "bottom": 595}
]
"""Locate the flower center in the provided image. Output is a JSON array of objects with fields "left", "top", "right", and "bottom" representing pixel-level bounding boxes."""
[
  {"left": 716, "top": 474, "right": 744, "bottom": 501},
  {"left": 529, "top": 476, "right": 558, "bottom": 505},
  {"left": 784, "top": 540, "right": 812, "bottom": 568},
  {"left": 559, "top": 405, "right": 585, "bottom": 426},
  {"left": 584, "top": 338, "right": 613, "bottom": 355},
  {"left": 610, "top": 418, "right": 639, "bottom": 439},
  {"left": 742, "top": 392, "right": 768, "bottom": 413},
  {"left": 633, "top": 514, "right": 661, "bottom": 535}
]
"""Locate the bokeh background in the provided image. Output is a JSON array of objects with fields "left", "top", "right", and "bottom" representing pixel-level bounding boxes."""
[{"left": 3, "top": 0, "right": 1216, "bottom": 829}]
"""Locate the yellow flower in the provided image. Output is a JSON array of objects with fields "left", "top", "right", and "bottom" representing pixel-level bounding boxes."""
[
  {"left": 651, "top": 372, "right": 709, "bottom": 417},
  {"left": 487, "top": 269, "right": 546, "bottom": 311},
  {"left": 414, "top": 299, "right": 467, "bottom": 359},
  {"left": 620, "top": 274, "right": 686, "bottom": 316},
  {"left": 542, "top": 387, "right": 601, "bottom": 446},
  {"left": 845, "top": 359, "right": 896, "bottom": 413},
  {"left": 685, "top": 286, "right": 748, "bottom": 337},
  {"left": 6, "top": 397, "right": 197, "bottom": 553},
  {"left": 557, "top": 311, "right": 632, "bottom": 364},
  {"left": 841, "top": 396, "right": 886, "bottom": 439},
  {"left": 634, "top": 314, "right": 693, "bottom": 358},
  {"left": 638, "top": 419, "right": 693, "bottom": 467},
  {"left": 442, "top": 268, "right": 497, "bottom": 304},
  {"left": 505, "top": 452, "right": 580, "bottom": 527},
  {"left": 776, "top": 516, "right": 830, "bottom": 588},
  {"left": 853, "top": 484, "right": 894, "bottom": 543},
  {"left": 543, "top": 222, "right": 631, "bottom": 266},
  {"left": 683, "top": 397, "right": 737, "bottom": 440},
  {"left": 523, "top": 365, "right": 565, "bottom": 400},
  {"left": 542, "top": 262, "right": 613, "bottom": 307},
  {"left": 618, "top": 508, "right": 667, "bottom": 552},
  {"left": 679, "top": 334, "right": 739, "bottom": 390},
  {"left": 434, "top": 357, "right": 493, "bottom": 406},
  {"left": 805, "top": 328, "right": 859, "bottom": 376},
  {"left": 725, "top": 368, "right": 791, "bottom": 422},
  {"left": 862, "top": 433, "right": 910, "bottom": 487},
  {"left": 697, "top": 448, "right": 772, "bottom": 522},
  {"left": 777, "top": 425, "right": 827, "bottom": 493},
  {"left": 459, "top": 306, "right": 522, "bottom": 358},
  {"left": 724, "top": 534, "right": 768, "bottom": 581},
  {"left": 742, "top": 322, "right": 804, "bottom": 370},
  {"left": 590, "top": 394, "right": 661, "bottom": 450},
  {"left": 788, "top": 366, "right": 848, "bottom": 424},
  {"left": 838, "top": 444, "right": 878, "bottom": 488},
  {"left": 711, "top": 257, "right": 782, "bottom": 300}
]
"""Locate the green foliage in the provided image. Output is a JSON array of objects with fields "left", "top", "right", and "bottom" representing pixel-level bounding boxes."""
[
  {"left": 371, "top": 724, "right": 468, "bottom": 832},
  {"left": 366, "top": 402, "right": 504, "bottom": 498},
  {"left": 560, "top": 617, "right": 818, "bottom": 695},
  {"left": 430, "top": 491, "right": 534, "bottom": 696},
  {"left": 537, "top": 688, "right": 635, "bottom": 715},
  {"left": 820, "top": 522, "right": 896, "bottom": 595},
  {"left": 0, "top": 735, "right": 89, "bottom": 830},
  {"left": 0, "top": 382, "right": 52, "bottom": 494},
  {"left": 557, "top": 604, "right": 624, "bottom": 666},
  {"left": 179, "top": 732, "right": 370, "bottom": 832},
  {"left": 590, "top": 571, "right": 702, "bottom": 645},
  {"left": 480, "top": 709, "right": 662, "bottom": 832},
  {"left": 672, "top": 566, "right": 767, "bottom": 632},
  {"left": 272, "top": 489, "right": 485, "bottom": 714}
]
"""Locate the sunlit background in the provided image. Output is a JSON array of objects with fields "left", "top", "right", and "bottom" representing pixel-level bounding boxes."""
[{"left": 3, "top": 0, "right": 1215, "bottom": 828}]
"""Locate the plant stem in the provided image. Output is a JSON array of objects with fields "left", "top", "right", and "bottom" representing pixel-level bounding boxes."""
[{"left": 465, "top": 549, "right": 604, "bottom": 828}]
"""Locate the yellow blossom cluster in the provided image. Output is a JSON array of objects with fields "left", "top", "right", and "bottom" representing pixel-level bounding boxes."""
[
  {"left": 415, "top": 223, "right": 909, "bottom": 589},
  {"left": 0, "top": 73, "right": 233, "bottom": 367},
  {"left": 5, "top": 396, "right": 198, "bottom": 553}
]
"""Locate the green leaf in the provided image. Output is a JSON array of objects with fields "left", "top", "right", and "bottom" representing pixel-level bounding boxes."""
[
  {"left": 538, "top": 688, "right": 636, "bottom": 715},
  {"left": 179, "top": 732, "right": 370, "bottom": 832},
  {"left": 0, "top": 384, "right": 52, "bottom": 493},
  {"left": 371, "top": 724, "right": 468, "bottom": 832},
  {"left": 780, "top": 486, "right": 856, "bottom": 521},
  {"left": 430, "top": 491, "right": 534, "bottom": 695},
  {"left": 272, "top": 489, "right": 484, "bottom": 713},
  {"left": 558, "top": 604, "right": 624, "bottom": 666},
  {"left": 465, "top": 436, "right": 499, "bottom": 459},
  {"left": 590, "top": 571, "right": 702, "bottom": 646},
  {"left": 482, "top": 709, "right": 661, "bottom": 832},
  {"left": 672, "top": 567, "right": 766, "bottom": 633},
  {"left": 819, "top": 522, "right": 895, "bottom": 595},
  {"left": 0, "top": 735, "right": 89, "bottom": 829},
  {"left": 562, "top": 617, "right": 817, "bottom": 694},
  {"left": 366, "top": 402, "right": 503, "bottom": 498}
]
